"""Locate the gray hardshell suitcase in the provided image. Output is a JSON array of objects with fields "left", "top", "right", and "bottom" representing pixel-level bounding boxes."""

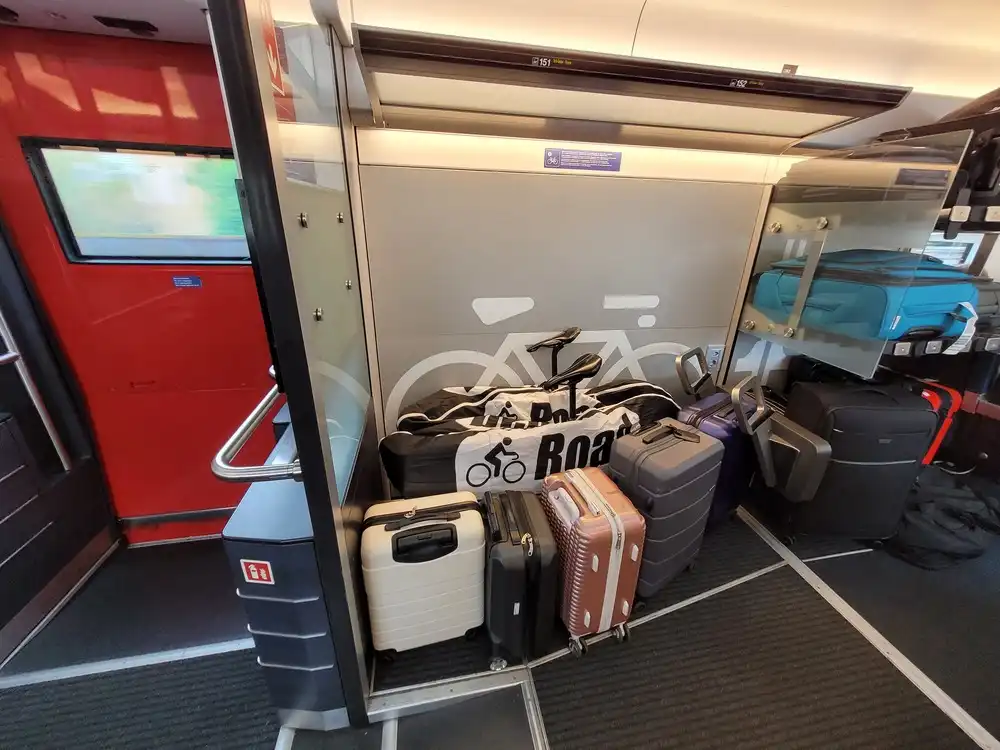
[{"left": 609, "top": 418, "right": 724, "bottom": 598}]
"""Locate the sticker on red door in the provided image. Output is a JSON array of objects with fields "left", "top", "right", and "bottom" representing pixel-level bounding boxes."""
[
  {"left": 240, "top": 559, "right": 275, "bottom": 585},
  {"left": 259, "top": 0, "right": 284, "bottom": 94}
]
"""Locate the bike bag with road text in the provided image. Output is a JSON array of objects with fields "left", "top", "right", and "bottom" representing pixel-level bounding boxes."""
[
  {"left": 380, "top": 386, "right": 678, "bottom": 498},
  {"left": 395, "top": 380, "right": 666, "bottom": 434}
]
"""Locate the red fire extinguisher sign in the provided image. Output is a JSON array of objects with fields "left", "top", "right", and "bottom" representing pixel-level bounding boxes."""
[{"left": 240, "top": 559, "right": 275, "bottom": 585}]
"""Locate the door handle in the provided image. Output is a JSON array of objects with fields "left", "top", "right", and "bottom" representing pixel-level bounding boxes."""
[{"left": 211, "top": 367, "right": 302, "bottom": 483}]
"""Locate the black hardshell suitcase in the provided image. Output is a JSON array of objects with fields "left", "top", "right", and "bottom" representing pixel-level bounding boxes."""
[
  {"left": 784, "top": 382, "right": 937, "bottom": 538},
  {"left": 484, "top": 491, "right": 559, "bottom": 666}
]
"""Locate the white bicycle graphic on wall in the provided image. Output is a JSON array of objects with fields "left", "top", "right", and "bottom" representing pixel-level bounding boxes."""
[{"left": 384, "top": 295, "right": 692, "bottom": 429}]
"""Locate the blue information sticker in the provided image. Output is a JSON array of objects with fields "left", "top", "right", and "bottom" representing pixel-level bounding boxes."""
[
  {"left": 543, "top": 148, "right": 622, "bottom": 172},
  {"left": 172, "top": 275, "right": 203, "bottom": 288}
]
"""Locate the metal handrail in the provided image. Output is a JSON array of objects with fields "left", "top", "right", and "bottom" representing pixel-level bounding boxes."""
[
  {"left": 211, "top": 374, "right": 302, "bottom": 483},
  {"left": 0, "top": 306, "right": 71, "bottom": 472}
]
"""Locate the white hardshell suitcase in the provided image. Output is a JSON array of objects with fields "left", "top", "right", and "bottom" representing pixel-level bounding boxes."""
[{"left": 362, "top": 492, "right": 485, "bottom": 652}]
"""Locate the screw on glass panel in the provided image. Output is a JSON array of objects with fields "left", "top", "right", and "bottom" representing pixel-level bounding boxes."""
[
  {"left": 816, "top": 217, "right": 829, "bottom": 229},
  {"left": 768, "top": 222, "right": 782, "bottom": 233},
  {"left": 743, "top": 320, "right": 756, "bottom": 330},
  {"left": 298, "top": 212, "right": 309, "bottom": 227},
  {"left": 784, "top": 327, "right": 795, "bottom": 337},
  {"left": 337, "top": 212, "right": 345, "bottom": 223},
  {"left": 345, "top": 279, "right": 353, "bottom": 290},
  {"left": 313, "top": 307, "right": 324, "bottom": 321},
  {"left": 767, "top": 323, "right": 776, "bottom": 333}
]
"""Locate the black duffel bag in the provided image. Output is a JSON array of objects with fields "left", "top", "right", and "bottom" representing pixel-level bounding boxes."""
[{"left": 885, "top": 468, "right": 1000, "bottom": 569}]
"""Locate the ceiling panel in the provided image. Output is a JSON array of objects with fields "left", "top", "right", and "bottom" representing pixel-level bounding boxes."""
[{"left": 0, "top": 0, "right": 210, "bottom": 43}]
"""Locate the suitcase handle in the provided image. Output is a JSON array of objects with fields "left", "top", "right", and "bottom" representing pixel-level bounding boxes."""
[
  {"left": 384, "top": 511, "right": 461, "bottom": 531},
  {"left": 391, "top": 524, "right": 458, "bottom": 563},
  {"left": 641, "top": 423, "right": 700, "bottom": 445},
  {"left": 675, "top": 348, "right": 714, "bottom": 397},
  {"left": 731, "top": 375, "right": 777, "bottom": 488}
]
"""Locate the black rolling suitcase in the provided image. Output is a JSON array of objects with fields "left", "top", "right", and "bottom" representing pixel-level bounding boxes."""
[
  {"left": 784, "top": 382, "right": 937, "bottom": 538},
  {"left": 484, "top": 491, "right": 559, "bottom": 667}
]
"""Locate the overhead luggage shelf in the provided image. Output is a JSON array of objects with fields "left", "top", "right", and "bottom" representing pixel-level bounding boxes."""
[{"left": 351, "top": 27, "right": 910, "bottom": 152}]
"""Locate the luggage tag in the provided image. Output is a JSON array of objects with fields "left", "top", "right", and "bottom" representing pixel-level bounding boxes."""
[{"left": 943, "top": 303, "right": 978, "bottom": 355}]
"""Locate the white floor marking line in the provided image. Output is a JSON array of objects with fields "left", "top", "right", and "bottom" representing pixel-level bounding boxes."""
[
  {"left": 738, "top": 508, "right": 1000, "bottom": 750},
  {"left": 629, "top": 561, "right": 787, "bottom": 628},
  {"left": 801, "top": 548, "right": 875, "bottom": 564},
  {"left": 273, "top": 725, "right": 295, "bottom": 750},
  {"left": 380, "top": 717, "right": 398, "bottom": 750},
  {"left": 0, "top": 638, "right": 256, "bottom": 690},
  {"left": 527, "top": 560, "right": 788, "bottom": 669},
  {"left": 522, "top": 673, "right": 551, "bottom": 750}
]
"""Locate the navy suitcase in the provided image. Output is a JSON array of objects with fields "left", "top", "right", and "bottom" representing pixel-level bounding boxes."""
[
  {"left": 678, "top": 392, "right": 756, "bottom": 526},
  {"left": 674, "top": 350, "right": 774, "bottom": 525}
]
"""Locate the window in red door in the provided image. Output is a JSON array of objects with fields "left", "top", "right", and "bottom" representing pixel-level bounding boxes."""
[{"left": 19, "top": 139, "right": 276, "bottom": 544}]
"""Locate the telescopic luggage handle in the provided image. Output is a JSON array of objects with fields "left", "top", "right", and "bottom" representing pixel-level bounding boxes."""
[
  {"left": 675, "top": 348, "right": 714, "bottom": 397},
  {"left": 731, "top": 375, "right": 777, "bottom": 488}
]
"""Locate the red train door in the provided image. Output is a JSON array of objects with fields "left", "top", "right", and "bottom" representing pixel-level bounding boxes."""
[{"left": 0, "top": 28, "right": 276, "bottom": 543}]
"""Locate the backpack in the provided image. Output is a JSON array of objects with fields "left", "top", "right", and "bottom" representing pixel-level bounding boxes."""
[{"left": 884, "top": 469, "right": 1000, "bottom": 569}]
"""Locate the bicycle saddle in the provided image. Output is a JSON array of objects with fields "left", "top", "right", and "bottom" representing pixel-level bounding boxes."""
[
  {"left": 527, "top": 327, "right": 581, "bottom": 353},
  {"left": 541, "top": 353, "right": 603, "bottom": 391}
]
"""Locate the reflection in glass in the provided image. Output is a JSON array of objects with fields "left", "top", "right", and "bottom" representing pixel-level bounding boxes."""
[{"left": 741, "top": 130, "right": 974, "bottom": 378}]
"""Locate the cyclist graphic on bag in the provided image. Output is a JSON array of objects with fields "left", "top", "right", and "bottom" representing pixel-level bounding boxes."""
[{"left": 466, "top": 437, "right": 527, "bottom": 488}]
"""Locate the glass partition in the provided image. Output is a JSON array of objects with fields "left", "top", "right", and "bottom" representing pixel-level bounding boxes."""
[
  {"left": 738, "top": 130, "right": 973, "bottom": 378},
  {"left": 269, "top": 14, "right": 372, "bottom": 501}
]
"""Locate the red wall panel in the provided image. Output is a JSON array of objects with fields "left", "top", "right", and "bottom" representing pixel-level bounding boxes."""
[{"left": 0, "top": 28, "right": 275, "bottom": 543}]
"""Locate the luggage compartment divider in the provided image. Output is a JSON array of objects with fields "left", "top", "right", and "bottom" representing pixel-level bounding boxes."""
[
  {"left": 521, "top": 672, "right": 551, "bottom": 750},
  {"left": 367, "top": 666, "right": 529, "bottom": 722},
  {"left": 737, "top": 507, "right": 1000, "bottom": 750}
]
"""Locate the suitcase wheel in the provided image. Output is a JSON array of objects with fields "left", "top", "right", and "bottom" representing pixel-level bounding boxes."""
[
  {"left": 465, "top": 626, "right": 480, "bottom": 641},
  {"left": 377, "top": 649, "right": 397, "bottom": 664},
  {"left": 489, "top": 657, "right": 508, "bottom": 672},
  {"left": 633, "top": 599, "right": 647, "bottom": 614},
  {"left": 612, "top": 623, "right": 631, "bottom": 644},
  {"left": 568, "top": 638, "right": 588, "bottom": 658}
]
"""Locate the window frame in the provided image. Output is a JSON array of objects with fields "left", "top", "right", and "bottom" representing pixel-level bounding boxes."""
[{"left": 22, "top": 137, "right": 250, "bottom": 266}]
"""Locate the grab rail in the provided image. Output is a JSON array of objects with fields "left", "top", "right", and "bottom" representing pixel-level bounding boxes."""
[
  {"left": 0, "top": 308, "right": 71, "bottom": 472},
  {"left": 211, "top": 367, "right": 302, "bottom": 483}
]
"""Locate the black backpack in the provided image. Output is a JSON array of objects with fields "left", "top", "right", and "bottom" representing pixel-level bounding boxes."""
[{"left": 885, "top": 469, "right": 1000, "bottom": 569}]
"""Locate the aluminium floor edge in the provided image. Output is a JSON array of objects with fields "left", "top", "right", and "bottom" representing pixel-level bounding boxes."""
[{"left": 738, "top": 507, "right": 1000, "bottom": 750}]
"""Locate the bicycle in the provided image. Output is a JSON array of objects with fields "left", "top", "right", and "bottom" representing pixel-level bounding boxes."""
[{"left": 385, "top": 324, "right": 690, "bottom": 429}]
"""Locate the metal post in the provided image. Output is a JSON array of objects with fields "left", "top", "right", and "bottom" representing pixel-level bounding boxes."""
[{"left": 0, "top": 305, "right": 71, "bottom": 472}]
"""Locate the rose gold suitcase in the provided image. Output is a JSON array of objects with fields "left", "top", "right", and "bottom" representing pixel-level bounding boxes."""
[{"left": 540, "top": 467, "right": 645, "bottom": 654}]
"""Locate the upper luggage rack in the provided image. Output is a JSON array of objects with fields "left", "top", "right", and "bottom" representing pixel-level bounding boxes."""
[
  {"left": 350, "top": 26, "right": 910, "bottom": 153},
  {"left": 876, "top": 86, "right": 1000, "bottom": 238}
]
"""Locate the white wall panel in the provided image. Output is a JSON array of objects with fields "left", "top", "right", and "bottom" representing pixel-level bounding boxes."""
[{"left": 359, "top": 164, "right": 766, "bottom": 425}]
